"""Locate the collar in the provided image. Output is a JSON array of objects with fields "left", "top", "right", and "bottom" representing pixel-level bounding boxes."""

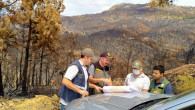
[
  {"left": 94, "top": 61, "right": 109, "bottom": 71},
  {"left": 138, "top": 73, "right": 145, "bottom": 78},
  {"left": 133, "top": 73, "right": 145, "bottom": 78},
  {"left": 94, "top": 61, "right": 104, "bottom": 70},
  {"left": 79, "top": 60, "right": 87, "bottom": 68},
  {"left": 155, "top": 77, "right": 164, "bottom": 84}
]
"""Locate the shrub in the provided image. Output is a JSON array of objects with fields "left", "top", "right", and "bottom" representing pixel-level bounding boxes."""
[{"left": 175, "top": 73, "right": 195, "bottom": 94}]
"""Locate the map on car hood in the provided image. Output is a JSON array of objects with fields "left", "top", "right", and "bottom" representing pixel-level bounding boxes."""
[{"left": 103, "top": 86, "right": 140, "bottom": 93}]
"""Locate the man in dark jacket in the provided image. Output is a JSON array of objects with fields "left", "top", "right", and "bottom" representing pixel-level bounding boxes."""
[
  {"left": 88, "top": 52, "right": 113, "bottom": 95},
  {"left": 58, "top": 48, "right": 102, "bottom": 110}
]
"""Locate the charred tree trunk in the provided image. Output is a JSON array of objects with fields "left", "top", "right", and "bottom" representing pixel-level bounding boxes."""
[
  {"left": 19, "top": 27, "right": 25, "bottom": 87},
  {"left": 48, "top": 66, "right": 57, "bottom": 85},
  {"left": 19, "top": 49, "right": 23, "bottom": 86},
  {"left": 15, "top": 56, "right": 19, "bottom": 89},
  {"left": 0, "top": 63, "right": 4, "bottom": 97},
  {"left": 185, "top": 42, "right": 195, "bottom": 64},
  {"left": 22, "top": 19, "right": 32, "bottom": 95},
  {"left": 32, "top": 55, "right": 36, "bottom": 86},
  {"left": 36, "top": 68, "right": 38, "bottom": 86},
  {"left": 126, "top": 53, "right": 131, "bottom": 74},
  {"left": 27, "top": 60, "right": 32, "bottom": 91},
  {"left": 39, "top": 48, "right": 44, "bottom": 85},
  {"left": 45, "top": 66, "right": 48, "bottom": 86}
]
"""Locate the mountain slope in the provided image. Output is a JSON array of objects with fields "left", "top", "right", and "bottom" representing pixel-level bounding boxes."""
[
  {"left": 61, "top": 3, "right": 195, "bottom": 50},
  {"left": 61, "top": 3, "right": 195, "bottom": 75}
]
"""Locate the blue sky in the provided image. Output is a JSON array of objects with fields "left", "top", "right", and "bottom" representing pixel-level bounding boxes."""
[{"left": 61, "top": 0, "right": 195, "bottom": 16}]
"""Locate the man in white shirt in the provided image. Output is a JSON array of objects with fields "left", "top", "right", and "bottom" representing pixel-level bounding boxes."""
[
  {"left": 58, "top": 48, "right": 102, "bottom": 110},
  {"left": 124, "top": 61, "right": 150, "bottom": 92}
]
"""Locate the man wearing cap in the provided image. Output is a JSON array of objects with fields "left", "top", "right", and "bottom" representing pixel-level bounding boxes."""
[
  {"left": 88, "top": 52, "right": 113, "bottom": 95},
  {"left": 149, "top": 65, "right": 172, "bottom": 94},
  {"left": 124, "top": 61, "right": 150, "bottom": 92},
  {"left": 58, "top": 48, "right": 103, "bottom": 110}
]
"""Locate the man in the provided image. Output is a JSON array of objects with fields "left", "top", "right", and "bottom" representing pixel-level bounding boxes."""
[
  {"left": 149, "top": 65, "right": 172, "bottom": 94},
  {"left": 58, "top": 48, "right": 102, "bottom": 110},
  {"left": 124, "top": 61, "right": 150, "bottom": 92},
  {"left": 88, "top": 52, "right": 113, "bottom": 95}
]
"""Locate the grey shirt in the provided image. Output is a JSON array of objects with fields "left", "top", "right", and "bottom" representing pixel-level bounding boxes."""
[
  {"left": 88, "top": 64, "right": 109, "bottom": 86},
  {"left": 88, "top": 64, "right": 95, "bottom": 76}
]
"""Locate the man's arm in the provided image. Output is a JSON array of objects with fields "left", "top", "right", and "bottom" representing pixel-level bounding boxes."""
[
  {"left": 89, "top": 76, "right": 102, "bottom": 83},
  {"left": 62, "top": 77, "right": 89, "bottom": 96},
  {"left": 89, "top": 64, "right": 101, "bottom": 83},
  {"left": 164, "top": 83, "right": 172, "bottom": 94},
  {"left": 142, "top": 90, "right": 149, "bottom": 92},
  {"left": 104, "top": 72, "right": 112, "bottom": 86},
  {"left": 89, "top": 82, "right": 103, "bottom": 92},
  {"left": 89, "top": 64, "right": 105, "bottom": 83},
  {"left": 89, "top": 76, "right": 111, "bottom": 84},
  {"left": 88, "top": 64, "right": 112, "bottom": 85},
  {"left": 142, "top": 77, "right": 150, "bottom": 92},
  {"left": 124, "top": 74, "right": 129, "bottom": 86},
  {"left": 106, "top": 77, "right": 112, "bottom": 86},
  {"left": 153, "top": 84, "right": 172, "bottom": 94}
]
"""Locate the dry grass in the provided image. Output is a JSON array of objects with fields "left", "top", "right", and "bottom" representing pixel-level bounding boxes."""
[{"left": 0, "top": 94, "right": 60, "bottom": 110}]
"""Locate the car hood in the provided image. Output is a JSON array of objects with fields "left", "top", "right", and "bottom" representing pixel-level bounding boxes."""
[{"left": 66, "top": 92, "right": 172, "bottom": 110}]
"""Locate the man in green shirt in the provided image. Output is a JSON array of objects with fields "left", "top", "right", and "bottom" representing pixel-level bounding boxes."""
[{"left": 149, "top": 65, "right": 172, "bottom": 94}]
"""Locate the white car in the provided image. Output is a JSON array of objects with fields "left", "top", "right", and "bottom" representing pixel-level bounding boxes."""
[{"left": 66, "top": 89, "right": 195, "bottom": 110}]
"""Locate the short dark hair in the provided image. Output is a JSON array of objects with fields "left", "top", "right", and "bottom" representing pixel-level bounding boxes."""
[
  {"left": 153, "top": 65, "right": 165, "bottom": 75},
  {"left": 81, "top": 55, "right": 85, "bottom": 58}
]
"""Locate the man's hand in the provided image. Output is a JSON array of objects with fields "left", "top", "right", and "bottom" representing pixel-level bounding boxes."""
[
  {"left": 101, "top": 78, "right": 109, "bottom": 83},
  {"left": 153, "top": 91, "right": 160, "bottom": 94},
  {"left": 94, "top": 85, "right": 103, "bottom": 92},
  {"left": 79, "top": 90, "right": 89, "bottom": 97},
  {"left": 89, "top": 83, "right": 103, "bottom": 93},
  {"left": 101, "top": 78, "right": 112, "bottom": 86},
  {"left": 106, "top": 78, "right": 112, "bottom": 86},
  {"left": 142, "top": 89, "right": 148, "bottom": 92},
  {"left": 62, "top": 78, "right": 89, "bottom": 96}
]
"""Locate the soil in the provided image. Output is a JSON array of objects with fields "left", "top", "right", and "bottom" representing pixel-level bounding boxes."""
[{"left": 0, "top": 94, "right": 60, "bottom": 110}]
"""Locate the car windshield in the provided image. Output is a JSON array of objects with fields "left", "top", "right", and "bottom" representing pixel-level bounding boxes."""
[
  {"left": 129, "top": 98, "right": 168, "bottom": 110},
  {"left": 129, "top": 89, "right": 195, "bottom": 110},
  {"left": 149, "top": 89, "right": 195, "bottom": 105},
  {"left": 142, "top": 89, "right": 195, "bottom": 110}
]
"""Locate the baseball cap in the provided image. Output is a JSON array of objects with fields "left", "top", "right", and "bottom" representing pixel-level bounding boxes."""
[
  {"left": 132, "top": 61, "right": 142, "bottom": 69},
  {"left": 81, "top": 48, "right": 96, "bottom": 62},
  {"left": 100, "top": 52, "right": 113, "bottom": 59}
]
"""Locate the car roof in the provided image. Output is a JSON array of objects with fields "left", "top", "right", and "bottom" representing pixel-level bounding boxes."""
[{"left": 66, "top": 92, "right": 172, "bottom": 110}]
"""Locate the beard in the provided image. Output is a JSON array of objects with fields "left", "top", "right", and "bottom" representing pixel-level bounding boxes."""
[{"left": 104, "top": 63, "right": 108, "bottom": 66}]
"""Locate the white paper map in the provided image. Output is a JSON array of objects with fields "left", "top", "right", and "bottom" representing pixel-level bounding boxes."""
[{"left": 103, "top": 86, "right": 140, "bottom": 93}]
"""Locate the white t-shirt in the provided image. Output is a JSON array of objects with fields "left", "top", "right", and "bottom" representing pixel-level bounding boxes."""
[
  {"left": 60, "top": 60, "right": 88, "bottom": 105},
  {"left": 124, "top": 73, "right": 150, "bottom": 92}
]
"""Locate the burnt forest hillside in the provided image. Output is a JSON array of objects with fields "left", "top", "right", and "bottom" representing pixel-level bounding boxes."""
[
  {"left": 1, "top": 3, "right": 194, "bottom": 99},
  {"left": 61, "top": 3, "right": 195, "bottom": 77}
]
